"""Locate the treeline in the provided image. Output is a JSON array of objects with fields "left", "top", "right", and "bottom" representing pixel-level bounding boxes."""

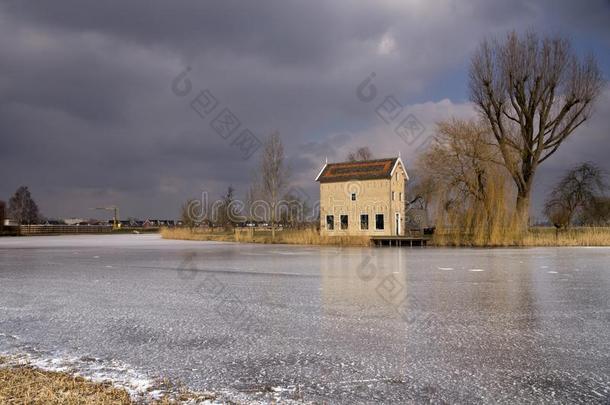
[{"left": 180, "top": 132, "right": 317, "bottom": 236}]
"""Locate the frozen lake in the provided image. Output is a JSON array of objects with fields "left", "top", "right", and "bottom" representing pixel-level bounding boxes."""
[{"left": 0, "top": 234, "right": 608, "bottom": 403}]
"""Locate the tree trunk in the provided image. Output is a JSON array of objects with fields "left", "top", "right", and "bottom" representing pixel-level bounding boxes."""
[
  {"left": 515, "top": 190, "right": 531, "bottom": 233},
  {"left": 271, "top": 203, "right": 276, "bottom": 240}
]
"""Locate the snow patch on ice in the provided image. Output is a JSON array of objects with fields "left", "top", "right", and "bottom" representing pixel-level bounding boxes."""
[
  {"left": 438, "top": 267, "right": 454, "bottom": 271},
  {"left": 1, "top": 351, "right": 156, "bottom": 400},
  {"left": 468, "top": 269, "right": 485, "bottom": 272}
]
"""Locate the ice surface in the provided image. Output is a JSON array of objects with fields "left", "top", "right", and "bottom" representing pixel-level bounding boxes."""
[{"left": 0, "top": 234, "right": 609, "bottom": 403}]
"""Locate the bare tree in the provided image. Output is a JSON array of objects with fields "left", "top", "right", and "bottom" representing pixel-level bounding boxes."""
[
  {"left": 259, "top": 131, "right": 288, "bottom": 239},
  {"left": 244, "top": 182, "right": 259, "bottom": 223},
  {"left": 420, "top": 119, "right": 501, "bottom": 210},
  {"left": 347, "top": 146, "right": 373, "bottom": 162},
  {"left": 180, "top": 199, "right": 197, "bottom": 230},
  {"left": 217, "top": 186, "right": 237, "bottom": 229},
  {"left": 469, "top": 31, "right": 604, "bottom": 230},
  {"left": 8, "top": 186, "right": 40, "bottom": 225},
  {"left": 417, "top": 119, "right": 509, "bottom": 242},
  {"left": 580, "top": 197, "right": 610, "bottom": 226},
  {"left": 279, "top": 191, "right": 310, "bottom": 229},
  {"left": 544, "top": 162, "right": 606, "bottom": 228},
  {"left": 407, "top": 172, "right": 435, "bottom": 212}
]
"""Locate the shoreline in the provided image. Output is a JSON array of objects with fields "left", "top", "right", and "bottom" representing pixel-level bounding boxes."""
[
  {"left": 0, "top": 354, "right": 214, "bottom": 404},
  {"left": 160, "top": 227, "right": 610, "bottom": 248}
]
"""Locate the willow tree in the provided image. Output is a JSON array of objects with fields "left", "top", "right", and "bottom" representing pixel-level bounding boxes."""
[
  {"left": 469, "top": 31, "right": 604, "bottom": 230},
  {"left": 417, "top": 119, "right": 509, "bottom": 244}
]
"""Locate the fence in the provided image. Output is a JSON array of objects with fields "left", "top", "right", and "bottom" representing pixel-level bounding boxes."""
[{"left": 16, "top": 225, "right": 113, "bottom": 235}]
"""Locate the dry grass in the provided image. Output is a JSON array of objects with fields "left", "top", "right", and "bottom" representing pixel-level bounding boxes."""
[
  {"left": 162, "top": 226, "right": 610, "bottom": 248},
  {"left": 0, "top": 357, "right": 213, "bottom": 405},
  {"left": 434, "top": 226, "right": 610, "bottom": 247},
  {"left": 522, "top": 227, "right": 610, "bottom": 246},
  {"left": 161, "top": 227, "right": 371, "bottom": 247},
  {"left": 0, "top": 362, "right": 132, "bottom": 404}
]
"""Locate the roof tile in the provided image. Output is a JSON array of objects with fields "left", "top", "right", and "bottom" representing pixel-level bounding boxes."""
[{"left": 317, "top": 158, "right": 398, "bottom": 182}]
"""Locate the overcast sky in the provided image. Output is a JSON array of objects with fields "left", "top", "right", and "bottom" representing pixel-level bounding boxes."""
[{"left": 1, "top": 0, "right": 609, "bottom": 220}]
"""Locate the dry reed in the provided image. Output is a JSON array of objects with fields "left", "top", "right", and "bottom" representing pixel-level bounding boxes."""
[
  {"left": 161, "top": 227, "right": 371, "bottom": 247},
  {"left": 0, "top": 360, "right": 132, "bottom": 404}
]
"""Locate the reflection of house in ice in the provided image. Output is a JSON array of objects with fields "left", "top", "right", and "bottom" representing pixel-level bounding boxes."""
[
  {"left": 319, "top": 248, "right": 410, "bottom": 318},
  {"left": 318, "top": 248, "right": 412, "bottom": 370}
]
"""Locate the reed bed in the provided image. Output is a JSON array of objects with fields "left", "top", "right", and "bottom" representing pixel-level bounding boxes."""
[
  {"left": 434, "top": 226, "right": 610, "bottom": 247},
  {"left": 162, "top": 226, "right": 610, "bottom": 247},
  {"left": 161, "top": 227, "right": 371, "bottom": 246}
]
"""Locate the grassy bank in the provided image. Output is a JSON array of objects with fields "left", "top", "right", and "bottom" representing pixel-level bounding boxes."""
[
  {"left": 0, "top": 358, "right": 131, "bottom": 404},
  {"left": 433, "top": 226, "right": 610, "bottom": 247},
  {"left": 161, "top": 227, "right": 371, "bottom": 246},
  {"left": 0, "top": 357, "right": 212, "bottom": 404},
  {"left": 162, "top": 226, "right": 610, "bottom": 247}
]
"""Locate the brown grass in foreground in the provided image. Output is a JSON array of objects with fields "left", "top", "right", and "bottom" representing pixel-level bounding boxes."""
[
  {"left": 0, "top": 357, "right": 213, "bottom": 405},
  {"left": 161, "top": 227, "right": 371, "bottom": 246},
  {"left": 0, "top": 361, "right": 132, "bottom": 404}
]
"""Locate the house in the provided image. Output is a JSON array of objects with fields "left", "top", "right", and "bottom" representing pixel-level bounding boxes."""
[{"left": 315, "top": 156, "right": 408, "bottom": 236}]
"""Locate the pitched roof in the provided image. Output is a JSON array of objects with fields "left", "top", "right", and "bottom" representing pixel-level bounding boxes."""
[{"left": 315, "top": 157, "right": 406, "bottom": 183}]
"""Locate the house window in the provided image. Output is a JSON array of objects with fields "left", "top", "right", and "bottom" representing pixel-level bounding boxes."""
[
  {"left": 340, "top": 215, "right": 348, "bottom": 230},
  {"left": 351, "top": 193, "right": 356, "bottom": 201},
  {"left": 375, "top": 214, "right": 384, "bottom": 230},
  {"left": 399, "top": 192, "right": 402, "bottom": 201},
  {"left": 360, "top": 214, "right": 369, "bottom": 230},
  {"left": 392, "top": 191, "right": 395, "bottom": 200},
  {"left": 326, "top": 215, "right": 334, "bottom": 230}
]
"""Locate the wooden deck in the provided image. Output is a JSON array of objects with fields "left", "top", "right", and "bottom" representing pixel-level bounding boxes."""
[{"left": 370, "top": 235, "right": 431, "bottom": 247}]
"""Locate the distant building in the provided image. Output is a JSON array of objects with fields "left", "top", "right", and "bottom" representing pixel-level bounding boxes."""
[
  {"left": 315, "top": 156, "right": 408, "bottom": 236},
  {"left": 42, "top": 219, "right": 66, "bottom": 225},
  {"left": 63, "top": 218, "right": 86, "bottom": 225}
]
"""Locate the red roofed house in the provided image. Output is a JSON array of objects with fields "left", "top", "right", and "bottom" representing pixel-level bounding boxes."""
[{"left": 315, "top": 156, "right": 408, "bottom": 236}]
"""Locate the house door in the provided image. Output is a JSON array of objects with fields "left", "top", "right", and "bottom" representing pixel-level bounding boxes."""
[{"left": 395, "top": 213, "right": 401, "bottom": 236}]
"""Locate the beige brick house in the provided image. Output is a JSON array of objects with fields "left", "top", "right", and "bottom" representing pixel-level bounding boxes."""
[{"left": 315, "top": 156, "right": 408, "bottom": 236}]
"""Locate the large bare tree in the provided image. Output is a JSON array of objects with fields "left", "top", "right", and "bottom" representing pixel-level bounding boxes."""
[
  {"left": 259, "top": 131, "right": 288, "bottom": 239},
  {"left": 469, "top": 31, "right": 604, "bottom": 230}
]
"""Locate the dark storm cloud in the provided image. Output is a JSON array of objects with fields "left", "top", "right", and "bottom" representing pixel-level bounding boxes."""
[{"left": 0, "top": 0, "right": 608, "bottom": 218}]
